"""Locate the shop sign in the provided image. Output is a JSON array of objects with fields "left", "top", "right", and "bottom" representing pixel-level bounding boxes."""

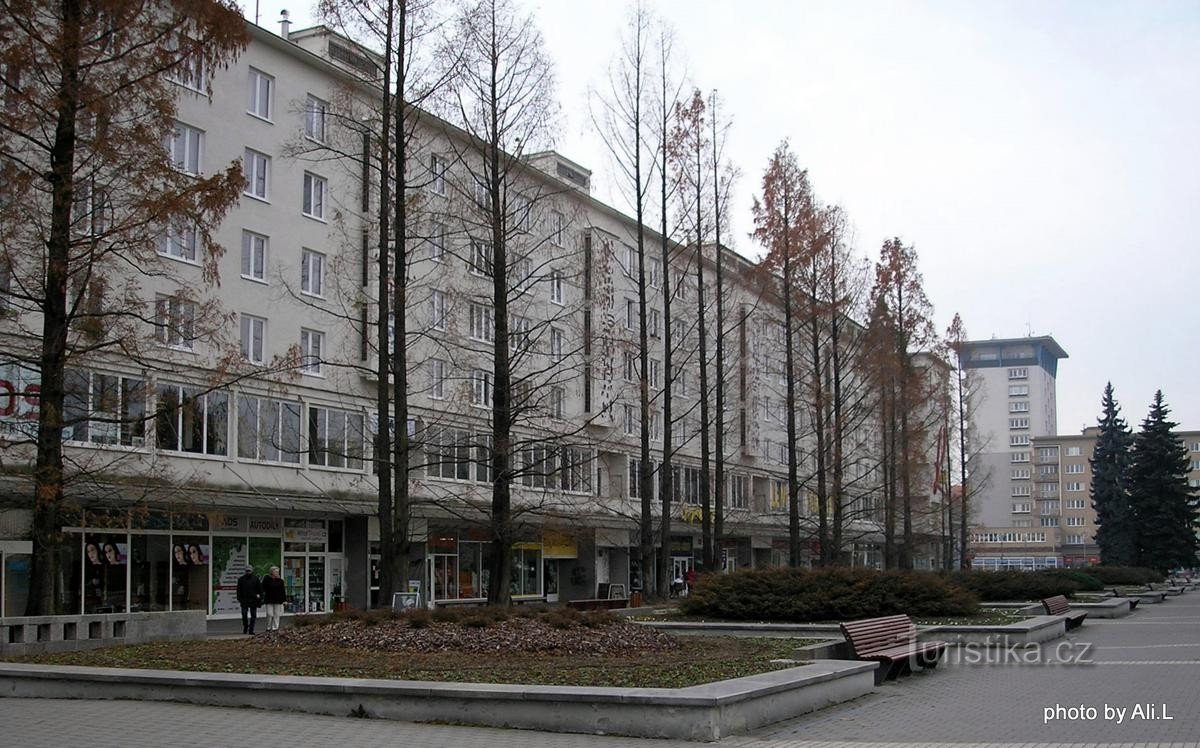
[
  {"left": 0, "top": 361, "right": 40, "bottom": 440},
  {"left": 542, "top": 530, "right": 578, "bottom": 559},
  {"left": 427, "top": 530, "right": 457, "bottom": 553},
  {"left": 248, "top": 516, "right": 281, "bottom": 534},
  {"left": 213, "top": 515, "right": 247, "bottom": 533},
  {"left": 670, "top": 535, "right": 693, "bottom": 556},
  {"left": 283, "top": 526, "right": 328, "bottom": 544}
]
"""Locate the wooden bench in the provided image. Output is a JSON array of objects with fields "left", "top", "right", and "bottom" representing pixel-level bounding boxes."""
[
  {"left": 1042, "top": 595, "right": 1087, "bottom": 629},
  {"left": 839, "top": 614, "right": 947, "bottom": 685}
]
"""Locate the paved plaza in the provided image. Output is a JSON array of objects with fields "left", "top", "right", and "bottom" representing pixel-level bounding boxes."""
[{"left": 2, "top": 596, "right": 1198, "bottom": 747}]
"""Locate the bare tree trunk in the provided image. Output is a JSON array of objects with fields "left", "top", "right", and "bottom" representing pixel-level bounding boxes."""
[
  {"left": 375, "top": 3, "right": 397, "bottom": 605},
  {"left": 710, "top": 97, "right": 726, "bottom": 569},
  {"left": 28, "top": 0, "right": 82, "bottom": 615}
]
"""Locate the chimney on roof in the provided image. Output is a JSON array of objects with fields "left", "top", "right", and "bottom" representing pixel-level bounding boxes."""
[{"left": 280, "top": 9, "right": 291, "bottom": 39}]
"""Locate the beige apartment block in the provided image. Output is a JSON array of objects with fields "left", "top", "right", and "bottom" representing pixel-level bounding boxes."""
[{"left": 0, "top": 19, "right": 941, "bottom": 619}]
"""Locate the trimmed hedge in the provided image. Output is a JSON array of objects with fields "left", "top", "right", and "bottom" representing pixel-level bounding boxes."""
[
  {"left": 1082, "top": 566, "right": 1166, "bottom": 586},
  {"left": 679, "top": 567, "right": 979, "bottom": 621},
  {"left": 946, "top": 569, "right": 1102, "bottom": 601}
]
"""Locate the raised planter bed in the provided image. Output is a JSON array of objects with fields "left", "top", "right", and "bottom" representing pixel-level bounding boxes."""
[
  {"left": 0, "top": 612, "right": 206, "bottom": 657},
  {"left": 565, "top": 598, "right": 629, "bottom": 611},
  {"left": 0, "top": 660, "right": 875, "bottom": 741},
  {"left": 636, "top": 620, "right": 843, "bottom": 639},
  {"left": 1067, "top": 598, "right": 1132, "bottom": 618}
]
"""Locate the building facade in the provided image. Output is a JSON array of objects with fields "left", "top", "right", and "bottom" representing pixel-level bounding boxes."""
[
  {"left": 0, "top": 19, "right": 926, "bottom": 619},
  {"left": 958, "top": 336, "right": 1067, "bottom": 569}
]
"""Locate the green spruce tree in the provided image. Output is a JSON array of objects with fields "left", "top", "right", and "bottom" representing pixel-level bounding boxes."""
[
  {"left": 1090, "top": 383, "right": 1137, "bottom": 565},
  {"left": 1128, "top": 391, "right": 1199, "bottom": 573}
]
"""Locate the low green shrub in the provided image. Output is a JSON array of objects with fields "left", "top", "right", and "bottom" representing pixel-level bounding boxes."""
[
  {"left": 1082, "top": 566, "right": 1166, "bottom": 585},
  {"left": 947, "top": 569, "right": 1099, "bottom": 601},
  {"left": 679, "top": 567, "right": 978, "bottom": 621}
]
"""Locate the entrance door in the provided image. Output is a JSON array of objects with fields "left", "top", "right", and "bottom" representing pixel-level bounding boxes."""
[{"left": 543, "top": 559, "right": 559, "bottom": 603}]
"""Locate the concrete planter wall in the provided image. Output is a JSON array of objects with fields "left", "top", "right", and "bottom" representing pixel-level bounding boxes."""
[
  {"left": 0, "top": 659, "right": 876, "bottom": 741},
  {"left": 0, "top": 611, "right": 206, "bottom": 656}
]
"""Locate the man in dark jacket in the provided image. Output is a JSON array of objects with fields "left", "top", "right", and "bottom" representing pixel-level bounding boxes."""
[
  {"left": 261, "top": 566, "right": 287, "bottom": 631},
  {"left": 236, "top": 566, "right": 263, "bottom": 635}
]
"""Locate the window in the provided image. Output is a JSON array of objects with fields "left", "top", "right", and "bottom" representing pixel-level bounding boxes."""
[
  {"left": 429, "top": 154, "right": 446, "bottom": 195},
  {"left": 1037, "top": 446, "right": 1058, "bottom": 459},
  {"left": 473, "top": 179, "right": 491, "bottom": 210},
  {"left": 63, "top": 369, "right": 146, "bottom": 447},
  {"left": 430, "top": 290, "right": 447, "bottom": 331},
  {"left": 300, "top": 249, "right": 325, "bottom": 296},
  {"left": 1008, "top": 384, "right": 1029, "bottom": 396},
  {"left": 1040, "top": 464, "right": 1058, "bottom": 476},
  {"left": 1012, "top": 484, "right": 1031, "bottom": 497},
  {"left": 155, "top": 383, "right": 228, "bottom": 455},
  {"left": 624, "top": 404, "right": 636, "bottom": 436},
  {"left": 1066, "top": 516, "right": 1085, "bottom": 527},
  {"left": 429, "top": 223, "right": 446, "bottom": 262},
  {"left": 166, "top": 34, "right": 206, "bottom": 91},
  {"left": 470, "top": 369, "right": 491, "bottom": 407},
  {"left": 167, "top": 122, "right": 202, "bottom": 175},
  {"left": 1066, "top": 446, "right": 1082, "bottom": 456},
  {"left": 1190, "top": 441, "right": 1200, "bottom": 452},
  {"left": 623, "top": 245, "right": 638, "bottom": 274},
  {"left": 299, "top": 328, "right": 323, "bottom": 375},
  {"left": 511, "top": 315, "right": 531, "bottom": 353},
  {"left": 625, "top": 299, "right": 636, "bottom": 330},
  {"left": 307, "top": 405, "right": 365, "bottom": 470},
  {"left": 624, "top": 351, "right": 637, "bottom": 382},
  {"left": 729, "top": 474, "right": 748, "bottom": 509},
  {"left": 649, "top": 358, "right": 661, "bottom": 389},
  {"left": 628, "top": 457, "right": 656, "bottom": 499},
  {"left": 236, "top": 395, "right": 301, "bottom": 464},
  {"left": 1008, "top": 367, "right": 1028, "bottom": 380},
  {"left": 429, "top": 359, "right": 447, "bottom": 399},
  {"left": 469, "top": 303, "right": 494, "bottom": 342},
  {"left": 1010, "top": 435, "right": 1030, "bottom": 446},
  {"left": 1041, "top": 483, "right": 1059, "bottom": 496},
  {"left": 1009, "top": 401, "right": 1029, "bottom": 413},
  {"left": 247, "top": 68, "right": 273, "bottom": 119},
  {"left": 240, "top": 231, "right": 267, "bottom": 281},
  {"left": 243, "top": 149, "right": 269, "bottom": 199},
  {"left": 1009, "top": 417, "right": 1029, "bottom": 429},
  {"left": 551, "top": 211, "right": 564, "bottom": 246},
  {"left": 648, "top": 259, "right": 661, "bottom": 289},
  {"left": 1040, "top": 516, "right": 1059, "bottom": 527},
  {"left": 1012, "top": 502, "right": 1032, "bottom": 513},
  {"left": 648, "top": 309, "right": 661, "bottom": 338},
  {"left": 469, "top": 240, "right": 493, "bottom": 277},
  {"left": 160, "top": 225, "right": 198, "bottom": 262},
  {"left": 1192, "top": 459, "right": 1200, "bottom": 471},
  {"left": 1011, "top": 468, "right": 1031, "bottom": 479},
  {"left": 304, "top": 94, "right": 327, "bottom": 142},
  {"left": 239, "top": 314, "right": 265, "bottom": 364},
  {"left": 674, "top": 368, "right": 688, "bottom": 397},
  {"left": 302, "top": 173, "right": 326, "bottom": 219},
  {"left": 549, "top": 327, "right": 565, "bottom": 363},
  {"left": 511, "top": 193, "right": 532, "bottom": 231},
  {"left": 549, "top": 270, "right": 564, "bottom": 305},
  {"left": 1065, "top": 498, "right": 1086, "bottom": 508},
  {"left": 154, "top": 294, "right": 195, "bottom": 349},
  {"left": 1064, "top": 463, "right": 1084, "bottom": 474},
  {"left": 1065, "top": 534, "right": 1085, "bottom": 545},
  {"left": 549, "top": 386, "right": 565, "bottom": 420}
]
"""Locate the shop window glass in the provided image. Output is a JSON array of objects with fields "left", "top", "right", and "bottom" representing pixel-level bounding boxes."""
[
  {"left": 328, "top": 520, "right": 343, "bottom": 553},
  {"left": 511, "top": 546, "right": 541, "bottom": 597},
  {"left": 130, "top": 534, "right": 170, "bottom": 612},
  {"left": 248, "top": 537, "right": 281, "bottom": 581},
  {"left": 458, "top": 541, "right": 484, "bottom": 599},
  {"left": 84, "top": 533, "right": 127, "bottom": 613},
  {"left": 4, "top": 553, "right": 31, "bottom": 617},
  {"left": 171, "top": 536, "right": 209, "bottom": 611},
  {"left": 210, "top": 536, "right": 249, "bottom": 615},
  {"left": 282, "top": 556, "right": 305, "bottom": 613}
]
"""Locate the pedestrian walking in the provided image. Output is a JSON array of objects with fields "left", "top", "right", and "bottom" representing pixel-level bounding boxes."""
[
  {"left": 262, "top": 566, "right": 286, "bottom": 631},
  {"left": 236, "top": 566, "right": 263, "bottom": 635}
]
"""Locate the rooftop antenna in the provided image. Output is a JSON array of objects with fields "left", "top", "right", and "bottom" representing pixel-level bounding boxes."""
[
  {"left": 254, "top": 0, "right": 259, "bottom": 25},
  {"left": 1026, "top": 322, "right": 1033, "bottom": 337}
]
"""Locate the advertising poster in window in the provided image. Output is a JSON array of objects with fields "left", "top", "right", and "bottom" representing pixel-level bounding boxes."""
[
  {"left": 248, "top": 537, "right": 281, "bottom": 579},
  {"left": 211, "top": 536, "right": 248, "bottom": 615}
]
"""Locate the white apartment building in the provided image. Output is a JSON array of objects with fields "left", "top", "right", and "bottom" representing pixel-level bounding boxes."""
[
  {"left": 959, "top": 336, "right": 1068, "bottom": 569},
  {"left": 0, "top": 19, "right": 896, "bottom": 619}
]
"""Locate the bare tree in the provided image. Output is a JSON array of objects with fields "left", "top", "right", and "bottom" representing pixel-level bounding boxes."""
[
  {"left": 752, "top": 143, "right": 813, "bottom": 566},
  {"left": 0, "top": 0, "right": 248, "bottom": 614},
  {"left": 438, "top": 0, "right": 560, "bottom": 605}
]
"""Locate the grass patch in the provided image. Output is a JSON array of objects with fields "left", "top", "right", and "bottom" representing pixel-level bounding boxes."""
[{"left": 10, "top": 635, "right": 806, "bottom": 689}]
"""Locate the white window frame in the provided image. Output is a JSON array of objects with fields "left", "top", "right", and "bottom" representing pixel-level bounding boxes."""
[
  {"left": 469, "top": 240, "right": 493, "bottom": 277},
  {"left": 551, "top": 210, "right": 564, "bottom": 246},
  {"left": 429, "top": 223, "right": 446, "bottom": 262},
  {"left": 247, "top": 67, "right": 273, "bottom": 120},
  {"left": 469, "top": 302, "right": 494, "bottom": 343},
  {"left": 243, "top": 148, "right": 269, "bottom": 200},
  {"left": 300, "top": 249, "right": 325, "bottom": 297},
  {"left": 430, "top": 290, "right": 447, "bottom": 331},
  {"left": 470, "top": 369, "right": 492, "bottom": 408},
  {"left": 240, "top": 314, "right": 266, "bottom": 364},
  {"left": 241, "top": 230, "right": 267, "bottom": 282},
  {"left": 304, "top": 94, "right": 327, "bottom": 143},
  {"left": 160, "top": 225, "right": 198, "bottom": 263},
  {"left": 154, "top": 294, "right": 195, "bottom": 350},
  {"left": 429, "top": 359, "right": 447, "bottom": 400},
  {"left": 300, "top": 328, "right": 324, "bottom": 376},
  {"left": 302, "top": 172, "right": 327, "bottom": 220},
  {"left": 549, "top": 327, "right": 565, "bottom": 363},
  {"left": 549, "top": 270, "right": 564, "bottom": 305},
  {"left": 429, "top": 154, "right": 446, "bottom": 195},
  {"left": 167, "top": 122, "right": 202, "bottom": 175}
]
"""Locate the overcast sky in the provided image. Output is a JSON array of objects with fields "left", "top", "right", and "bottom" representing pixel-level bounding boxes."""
[{"left": 249, "top": 0, "right": 1200, "bottom": 434}]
